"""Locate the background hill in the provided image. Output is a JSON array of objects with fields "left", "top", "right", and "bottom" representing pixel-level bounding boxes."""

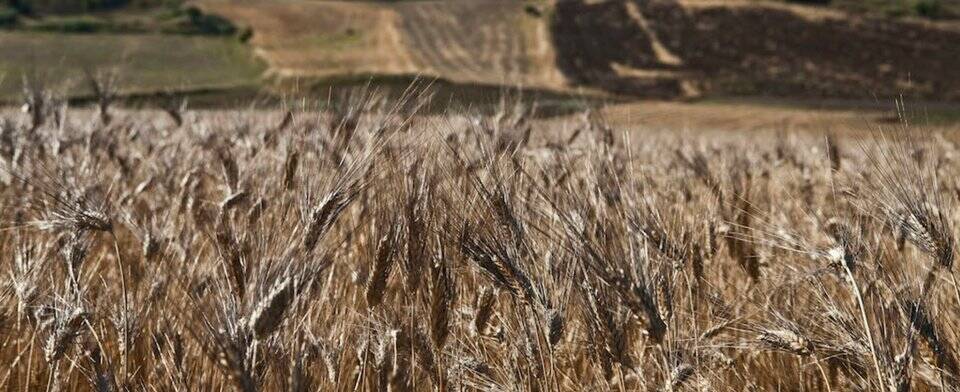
[
  {"left": 200, "top": 0, "right": 960, "bottom": 102},
  {"left": 2, "top": 0, "right": 960, "bottom": 107}
]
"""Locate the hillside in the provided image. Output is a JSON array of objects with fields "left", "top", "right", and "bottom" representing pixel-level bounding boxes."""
[
  {"left": 199, "top": 0, "right": 960, "bottom": 102},
  {"left": 556, "top": 0, "right": 960, "bottom": 100},
  {"left": 0, "top": 1, "right": 263, "bottom": 102},
  {"left": 200, "top": 1, "right": 564, "bottom": 90},
  {"left": 2, "top": 0, "right": 959, "bottom": 105}
]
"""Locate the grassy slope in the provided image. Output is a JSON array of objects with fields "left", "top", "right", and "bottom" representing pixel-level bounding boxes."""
[{"left": 0, "top": 31, "right": 264, "bottom": 100}]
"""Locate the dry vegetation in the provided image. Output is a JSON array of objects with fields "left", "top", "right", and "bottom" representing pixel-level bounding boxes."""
[
  {"left": 200, "top": 0, "right": 563, "bottom": 90},
  {"left": 2, "top": 83, "right": 960, "bottom": 392}
]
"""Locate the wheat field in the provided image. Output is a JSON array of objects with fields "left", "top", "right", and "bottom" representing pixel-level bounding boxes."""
[{"left": 1, "top": 85, "right": 959, "bottom": 391}]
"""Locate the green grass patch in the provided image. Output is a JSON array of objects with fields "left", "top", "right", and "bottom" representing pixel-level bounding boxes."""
[
  {"left": 0, "top": 32, "right": 265, "bottom": 100},
  {"left": 294, "top": 30, "right": 364, "bottom": 50},
  {"left": 907, "top": 107, "right": 960, "bottom": 125}
]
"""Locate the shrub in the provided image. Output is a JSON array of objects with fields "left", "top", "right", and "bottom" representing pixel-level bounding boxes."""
[
  {"left": 914, "top": 0, "right": 942, "bottom": 18},
  {"left": 238, "top": 26, "right": 253, "bottom": 42},
  {"left": 159, "top": 6, "right": 237, "bottom": 36},
  {"left": 786, "top": 0, "right": 832, "bottom": 5},
  {"left": 29, "top": 16, "right": 145, "bottom": 33},
  {"left": 184, "top": 6, "right": 235, "bottom": 35},
  {"left": 31, "top": 16, "right": 109, "bottom": 33},
  {"left": 0, "top": 7, "right": 18, "bottom": 27},
  {"left": 9, "top": 0, "right": 130, "bottom": 14}
]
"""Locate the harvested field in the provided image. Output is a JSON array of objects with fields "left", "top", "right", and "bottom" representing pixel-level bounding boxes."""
[
  {"left": 201, "top": 0, "right": 563, "bottom": 90},
  {"left": 202, "top": 1, "right": 410, "bottom": 78}
]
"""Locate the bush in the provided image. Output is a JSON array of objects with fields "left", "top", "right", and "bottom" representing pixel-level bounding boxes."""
[
  {"left": 186, "top": 7, "right": 236, "bottom": 35},
  {"left": 0, "top": 7, "right": 18, "bottom": 27},
  {"left": 159, "top": 6, "right": 237, "bottom": 35},
  {"left": 5, "top": 1, "right": 241, "bottom": 36},
  {"left": 786, "top": 0, "right": 832, "bottom": 4},
  {"left": 914, "top": 0, "right": 942, "bottom": 18},
  {"left": 9, "top": 0, "right": 129, "bottom": 14},
  {"left": 31, "top": 16, "right": 109, "bottom": 32},
  {"left": 30, "top": 16, "right": 145, "bottom": 33},
  {"left": 238, "top": 26, "right": 253, "bottom": 42}
]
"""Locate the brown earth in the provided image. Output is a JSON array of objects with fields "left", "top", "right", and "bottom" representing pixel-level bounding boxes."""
[
  {"left": 198, "top": 0, "right": 960, "bottom": 102},
  {"left": 554, "top": 0, "right": 960, "bottom": 101}
]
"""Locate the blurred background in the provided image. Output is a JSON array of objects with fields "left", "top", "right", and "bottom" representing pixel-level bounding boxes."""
[{"left": 1, "top": 0, "right": 959, "bottom": 127}]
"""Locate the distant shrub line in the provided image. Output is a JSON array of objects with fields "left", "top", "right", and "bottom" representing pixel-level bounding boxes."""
[
  {"left": 0, "top": 1, "right": 247, "bottom": 38},
  {"left": 7, "top": 0, "right": 175, "bottom": 15},
  {"left": 0, "top": 6, "right": 17, "bottom": 27}
]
